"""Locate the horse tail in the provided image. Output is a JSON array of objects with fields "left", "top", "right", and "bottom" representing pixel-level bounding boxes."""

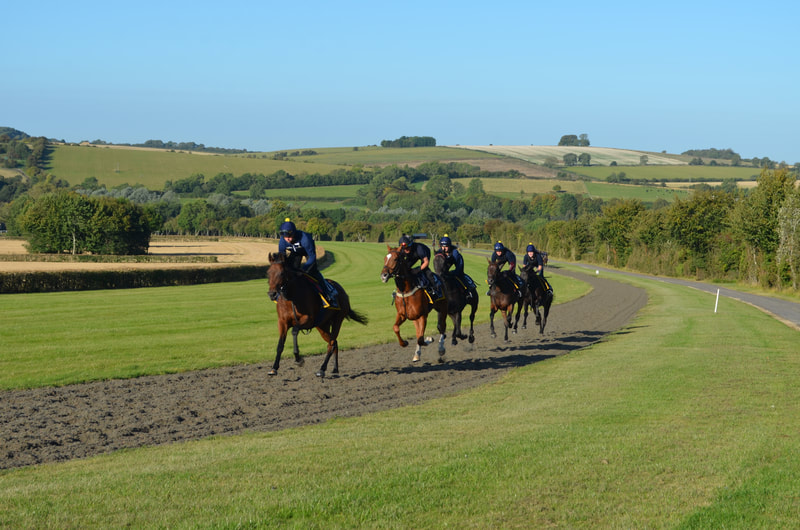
[{"left": 347, "top": 308, "right": 369, "bottom": 326}]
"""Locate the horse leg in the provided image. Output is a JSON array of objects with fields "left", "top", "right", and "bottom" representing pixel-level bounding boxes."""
[
  {"left": 503, "top": 307, "right": 512, "bottom": 342},
  {"left": 448, "top": 313, "right": 458, "bottom": 346},
  {"left": 468, "top": 300, "right": 477, "bottom": 344},
  {"left": 315, "top": 324, "right": 335, "bottom": 378},
  {"left": 436, "top": 308, "right": 447, "bottom": 361},
  {"left": 269, "top": 328, "right": 288, "bottom": 376},
  {"left": 394, "top": 312, "right": 409, "bottom": 348},
  {"left": 291, "top": 326, "right": 305, "bottom": 366},
  {"left": 412, "top": 315, "right": 427, "bottom": 362},
  {"left": 513, "top": 302, "right": 523, "bottom": 334},
  {"left": 489, "top": 307, "right": 497, "bottom": 339},
  {"left": 522, "top": 299, "right": 529, "bottom": 330}
]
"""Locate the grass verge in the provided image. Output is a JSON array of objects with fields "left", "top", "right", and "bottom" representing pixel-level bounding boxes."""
[{"left": 1, "top": 267, "right": 798, "bottom": 526}]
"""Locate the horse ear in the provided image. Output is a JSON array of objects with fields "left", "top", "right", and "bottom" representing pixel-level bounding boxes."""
[
  {"left": 268, "top": 252, "right": 276, "bottom": 263},
  {"left": 387, "top": 244, "right": 392, "bottom": 251}
]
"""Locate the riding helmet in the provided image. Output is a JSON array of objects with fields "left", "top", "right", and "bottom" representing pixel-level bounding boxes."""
[
  {"left": 399, "top": 235, "right": 412, "bottom": 248},
  {"left": 526, "top": 243, "right": 536, "bottom": 253},
  {"left": 440, "top": 234, "right": 452, "bottom": 247},
  {"left": 494, "top": 241, "right": 504, "bottom": 252},
  {"left": 279, "top": 218, "right": 296, "bottom": 237}
]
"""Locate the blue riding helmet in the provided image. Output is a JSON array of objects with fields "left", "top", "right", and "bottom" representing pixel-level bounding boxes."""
[
  {"left": 526, "top": 244, "right": 535, "bottom": 252},
  {"left": 279, "top": 218, "right": 296, "bottom": 237},
  {"left": 399, "top": 235, "right": 412, "bottom": 248},
  {"left": 494, "top": 242, "right": 504, "bottom": 252},
  {"left": 440, "top": 235, "right": 452, "bottom": 247}
]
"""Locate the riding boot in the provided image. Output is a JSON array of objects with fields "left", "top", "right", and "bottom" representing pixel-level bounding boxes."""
[{"left": 326, "top": 281, "right": 338, "bottom": 308}]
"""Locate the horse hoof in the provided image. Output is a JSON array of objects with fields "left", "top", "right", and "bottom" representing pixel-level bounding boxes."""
[
  {"left": 438, "top": 356, "right": 445, "bottom": 364},
  {"left": 315, "top": 370, "right": 325, "bottom": 378},
  {"left": 268, "top": 369, "right": 277, "bottom": 376},
  {"left": 522, "top": 325, "right": 527, "bottom": 330},
  {"left": 469, "top": 336, "right": 475, "bottom": 344},
  {"left": 412, "top": 353, "right": 421, "bottom": 362},
  {"left": 490, "top": 333, "right": 496, "bottom": 339},
  {"left": 295, "top": 358, "right": 305, "bottom": 367},
  {"left": 400, "top": 340, "right": 409, "bottom": 348}
]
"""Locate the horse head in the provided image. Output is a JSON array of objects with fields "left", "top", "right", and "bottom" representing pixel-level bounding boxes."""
[
  {"left": 268, "top": 252, "right": 293, "bottom": 299},
  {"left": 381, "top": 246, "right": 405, "bottom": 283},
  {"left": 487, "top": 259, "right": 500, "bottom": 288},
  {"left": 433, "top": 252, "right": 447, "bottom": 276}
]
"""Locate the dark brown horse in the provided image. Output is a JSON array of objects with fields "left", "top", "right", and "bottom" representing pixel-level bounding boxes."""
[
  {"left": 519, "top": 267, "right": 553, "bottom": 334},
  {"left": 381, "top": 246, "right": 448, "bottom": 363},
  {"left": 486, "top": 260, "right": 523, "bottom": 342},
  {"left": 267, "top": 252, "right": 368, "bottom": 378},
  {"left": 433, "top": 252, "right": 477, "bottom": 346}
]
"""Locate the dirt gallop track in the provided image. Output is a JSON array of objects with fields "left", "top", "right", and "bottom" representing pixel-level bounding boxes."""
[{"left": 1, "top": 270, "right": 646, "bottom": 470}]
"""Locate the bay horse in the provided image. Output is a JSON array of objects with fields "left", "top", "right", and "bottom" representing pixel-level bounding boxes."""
[
  {"left": 267, "top": 252, "right": 368, "bottom": 378},
  {"left": 433, "top": 252, "right": 477, "bottom": 346},
  {"left": 519, "top": 267, "right": 553, "bottom": 334},
  {"left": 381, "top": 246, "right": 448, "bottom": 363},
  {"left": 486, "top": 260, "right": 523, "bottom": 342}
]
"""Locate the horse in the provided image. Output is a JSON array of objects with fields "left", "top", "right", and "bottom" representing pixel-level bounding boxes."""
[
  {"left": 433, "top": 252, "right": 477, "bottom": 346},
  {"left": 486, "top": 260, "right": 523, "bottom": 342},
  {"left": 519, "top": 267, "right": 553, "bottom": 334},
  {"left": 380, "top": 246, "right": 448, "bottom": 363},
  {"left": 266, "top": 252, "right": 368, "bottom": 378}
]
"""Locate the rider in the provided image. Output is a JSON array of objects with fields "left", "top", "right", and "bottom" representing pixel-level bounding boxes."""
[
  {"left": 399, "top": 234, "right": 442, "bottom": 299},
  {"left": 522, "top": 242, "right": 552, "bottom": 294},
  {"left": 278, "top": 218, "right": 337, "bottom": 308},
  {"left": 489, "top": 241, "right": 524, "bottom": 297},
  {"left": 438, "top": 234, "right": 476, "bottom": 299}
]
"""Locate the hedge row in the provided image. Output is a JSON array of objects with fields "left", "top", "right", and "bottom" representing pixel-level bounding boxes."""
[
  {"left": 0, "top": 266, "right": 268, "bottom": 294},
  {"left": 0, "top": 254, "right": 217, "bottom": 264},
  {"left": 0, "top": 251, "right": 332, "bottom": 294}
]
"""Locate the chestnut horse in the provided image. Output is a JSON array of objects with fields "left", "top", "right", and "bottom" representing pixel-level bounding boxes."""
[
  {"left": 433, "top": 252, "right": 477, "bottom": 346},
  {"left": 381, "top": 246, "right": 448, "bottom": 363},
  {"left": 519, "top": 267, "right": 553, "bottom": 334},
  {"left": 486, "top": 260, "right": 523, "bottom": 342},
  {"left": 267, "top": 252, "right": 368, "bottom": 378}
]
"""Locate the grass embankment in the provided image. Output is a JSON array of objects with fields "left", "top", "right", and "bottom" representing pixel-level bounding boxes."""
[
  {"left": 0, "top": 242, "right": 585, "bottom": 390},
  {"left": 47, "top": 144, "right": 346, "bottom": 189},
  {"left": 1, "top": 263, "right": 798, "bottom": 526}
]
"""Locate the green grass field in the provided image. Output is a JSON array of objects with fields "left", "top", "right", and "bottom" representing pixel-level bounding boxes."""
[
  {"left": 1, "top": 255, "right": 798, "bottom": 527},
  {"left": 282, "top": 145, "right": 501, "bottom": 166},
  {"left": 586, "top": 181, "right": 690, "bottom": 202},
  {"left": 48, "top": 145, "right": 347, "bottom": 189},
  {"left": 568, "top": 164, "right": 760, "bottom": 182}
]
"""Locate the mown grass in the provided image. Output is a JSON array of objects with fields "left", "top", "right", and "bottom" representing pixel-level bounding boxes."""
[
  {"left": 586, "top": 181, "right": 690, "bottom": 202},
  {"left": 48, "top": 145, "right": 346, "bottom": 189},
  {"left": 284, "top": 145, "right": 500, "bottom": 166},
  {"left": 569, "top": 164, "right": 760, "bottom": 182},
  {"left": 1, "top": 265, "right": 798, "bottom": 527},
  {"left": 0, "top": 242, "right": 584, "bottom": 390}
]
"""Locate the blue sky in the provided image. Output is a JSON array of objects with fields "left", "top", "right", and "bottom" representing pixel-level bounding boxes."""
[{"left": 4, "top": 1, "right": 798, "bottom": 162}]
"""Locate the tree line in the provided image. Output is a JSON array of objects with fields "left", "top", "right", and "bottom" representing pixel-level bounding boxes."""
[
  {"left": 380, "top": 136, "right": 436, "bottom": 148},
  {"left": 2, "top": 134, "right": 800, "bottom": 290}
]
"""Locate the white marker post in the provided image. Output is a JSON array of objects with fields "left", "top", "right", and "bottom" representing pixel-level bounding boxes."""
[{"left": 714, "top": 289, "right": 720, "bottom": 313}]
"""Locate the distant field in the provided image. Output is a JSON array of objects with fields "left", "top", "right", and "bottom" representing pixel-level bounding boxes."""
[
  {"left": 283, "top": 145, "right": 501, "bottom": 166},
  {"left": 452, "top": 177, "right": 587, "bottom": 195},
  {"left": 47, "top": 144, "right": 347, "bottom": 189},
  {"left": 453, "top": 145, "right": 688, "bottom": 166},
  {"left": 566, "top": 164, "right": 760, "bottom": 182},
  {"left": 585, "top": 181, "right": 689, "bottom": 202}
]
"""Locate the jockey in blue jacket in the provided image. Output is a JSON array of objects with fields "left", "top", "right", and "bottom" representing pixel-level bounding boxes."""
[
  {"left": 489, "top": 241, "right": 524, "bottom": 296},
  {"left": 438, "top": 234, "right": 476, "bottom": 298},
  {"left": 522, "top": 242, "right": 552, "bottom": 293},
  {"left": 278, "top": 218, "right": 337, "bottom": 307},
  {"left": 399, "top": 234, "right": 442, "bottom": 298}
]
